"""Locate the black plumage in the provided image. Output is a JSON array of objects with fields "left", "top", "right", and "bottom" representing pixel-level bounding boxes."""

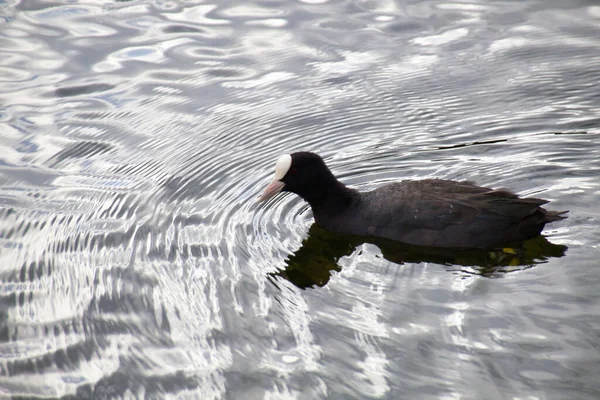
[{"left": 260, "top": 152, "right": 567, "bottom": 249}]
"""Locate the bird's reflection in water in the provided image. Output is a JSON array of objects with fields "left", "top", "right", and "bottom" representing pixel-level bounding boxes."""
[{"left": 270, "top": 225, "right": 567, "bottom": 289}]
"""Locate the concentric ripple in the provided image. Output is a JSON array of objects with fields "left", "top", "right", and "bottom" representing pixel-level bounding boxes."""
[{"left": 0, "top": 0, "right": 599, "bottom": 398}]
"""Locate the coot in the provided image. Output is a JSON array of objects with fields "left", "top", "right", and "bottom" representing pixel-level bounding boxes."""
[{"left": 259, "top": 152, "right": 567, "bottom": 249}]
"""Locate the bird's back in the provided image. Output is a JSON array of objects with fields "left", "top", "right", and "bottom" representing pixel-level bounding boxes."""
[{"left": 323, "top": 179, "right": 566, "bottom": 249}]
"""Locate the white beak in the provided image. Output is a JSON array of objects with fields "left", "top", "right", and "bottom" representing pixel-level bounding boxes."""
[
  {"left": 259, "top": 180, "right": 285, "bottom": 202},
  {"left": 258, "top": 154, "right": 292, "bottom": 202}
]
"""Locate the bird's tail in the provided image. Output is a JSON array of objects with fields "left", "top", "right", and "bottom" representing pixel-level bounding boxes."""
[{"left": 544, "top": 210, "right": 568, "bottom": 222}]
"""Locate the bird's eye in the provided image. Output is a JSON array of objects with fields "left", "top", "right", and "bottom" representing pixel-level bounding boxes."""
[{"left": 289, "top": 168, "right": 297, "bottom": 174}]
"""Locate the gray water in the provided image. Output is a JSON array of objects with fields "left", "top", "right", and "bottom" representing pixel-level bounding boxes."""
[{"left": 1, "top": 0, "right": 600, "bottom": 398}]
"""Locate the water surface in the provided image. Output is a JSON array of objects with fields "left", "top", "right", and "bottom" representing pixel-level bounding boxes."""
[{"left": 1, "top": 0, "right": 600, "bottom": 398}]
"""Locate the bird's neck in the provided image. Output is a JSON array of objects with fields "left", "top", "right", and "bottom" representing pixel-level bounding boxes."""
[{"left": 302, "top": 179, "right": 359, "bottom": 221}]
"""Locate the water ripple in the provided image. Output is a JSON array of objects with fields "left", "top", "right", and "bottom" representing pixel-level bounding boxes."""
[{"left": 1, "top": 0, "right": 599, "bottom": 398}]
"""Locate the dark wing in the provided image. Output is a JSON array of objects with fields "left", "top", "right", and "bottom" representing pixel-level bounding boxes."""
[{"left": 363, "top": 179, "right": 553, "bottom": 248}]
